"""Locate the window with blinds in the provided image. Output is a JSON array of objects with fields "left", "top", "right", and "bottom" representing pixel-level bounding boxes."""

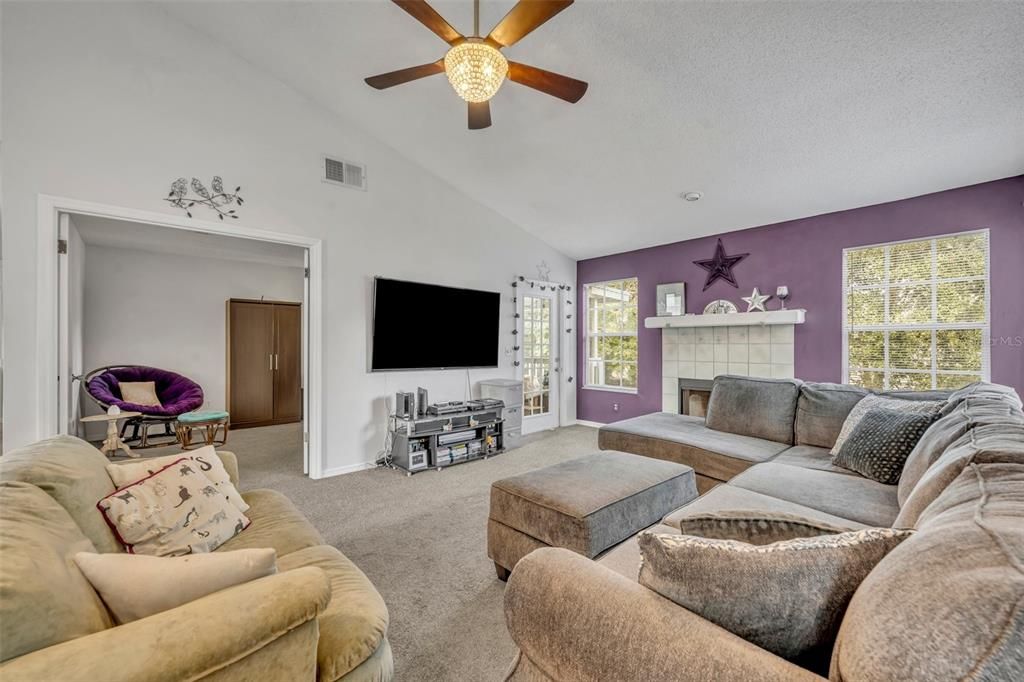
[
  {"left": 585, "top": 278, "right": 639, "bottom": 391},
  {"left": 843, "top": 230, "right": 990, "bottom": 391}
]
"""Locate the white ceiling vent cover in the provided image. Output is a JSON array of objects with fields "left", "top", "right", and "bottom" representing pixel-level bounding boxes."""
[{"left": 322, "top": 155, "right": 367, "bottom": 191}]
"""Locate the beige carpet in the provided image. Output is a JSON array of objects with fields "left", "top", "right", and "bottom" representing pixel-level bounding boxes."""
[{"left": 138, "top": 423, "right": 600, "bottom": 681}]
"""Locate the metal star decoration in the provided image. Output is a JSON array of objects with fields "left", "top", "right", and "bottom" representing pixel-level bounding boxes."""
[
  {"left": 742, "top": 287, "right": 772, "bottom": 312},
  {"left": 693, "top": 238, "right": 749, "bottom": 291}
]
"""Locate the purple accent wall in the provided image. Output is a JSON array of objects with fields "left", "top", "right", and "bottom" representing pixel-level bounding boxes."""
[{"left": 577, "top": 176, "right": 1024, "bottom": 423}]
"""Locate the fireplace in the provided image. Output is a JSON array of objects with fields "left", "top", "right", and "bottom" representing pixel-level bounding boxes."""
[{"left": 678, "top": 378, "right": 713, "bottom": 417}]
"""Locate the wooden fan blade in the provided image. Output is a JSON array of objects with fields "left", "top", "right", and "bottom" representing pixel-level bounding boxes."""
[
  {"left": 487, "top": 0, "right": 573, "bottom": 48},
  {"left": 508, "top": 62, "right": 588, "bottom": 103},
  {"left": 392, "top": 0, "right": 463, "bottom": 45},
  {"left": 365, "top": 61, "right": 445, "bottom": 89},
  {"left": 468, "top": 101, "right": 492, "bottom": 130}
]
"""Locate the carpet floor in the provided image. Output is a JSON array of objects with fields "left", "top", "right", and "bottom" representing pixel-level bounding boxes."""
[{"left": 138, "top": 423, "right": 600, "bottom": 681}]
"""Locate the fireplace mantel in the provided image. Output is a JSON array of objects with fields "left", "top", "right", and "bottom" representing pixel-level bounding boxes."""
[{"left": 645, "top": 309, "right": 805, "bottom": 329}]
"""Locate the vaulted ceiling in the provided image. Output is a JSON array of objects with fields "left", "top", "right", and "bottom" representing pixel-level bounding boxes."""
[{"left": 161, "top": 1, "right": 1024, "bottom": 260}]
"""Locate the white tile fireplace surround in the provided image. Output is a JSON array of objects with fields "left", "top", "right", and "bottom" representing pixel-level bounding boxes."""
[{"left": 661, "top": 325, "right": 796, "bottom": 412}]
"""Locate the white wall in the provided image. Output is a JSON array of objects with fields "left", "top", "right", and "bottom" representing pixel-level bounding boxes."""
[
  {"left": 66, "top": 216, "right": 86, "bottom": 435},
  {"left": 80, "top": 244, "right": 305, "bottom": 438},
  {"left": 0, "top": 2, "right": 576, "bottom": 473}
]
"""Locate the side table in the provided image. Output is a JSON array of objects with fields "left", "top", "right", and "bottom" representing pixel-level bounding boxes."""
[{"left": 81, "top": 411, "right": 143, "bottom": 458}]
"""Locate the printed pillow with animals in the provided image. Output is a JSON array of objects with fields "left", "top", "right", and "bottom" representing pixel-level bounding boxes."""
[
  {"left": 107, "top": 445, "right": 248, "bottom": 513},
  {"left": 98, "top": 457, "right": 250, "bottom": 556}
]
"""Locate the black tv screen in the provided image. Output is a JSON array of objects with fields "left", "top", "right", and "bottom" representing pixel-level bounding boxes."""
[{"left": 371, "top": 277, "right": 501, "bottom": 371}]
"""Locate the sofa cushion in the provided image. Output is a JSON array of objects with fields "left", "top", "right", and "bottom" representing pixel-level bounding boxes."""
[
  {"left": 893, "top": 422, "right": 1024, "bottom": 528},
  {"left": 489, "top": 451, "right": 696, "bottom": 559},
  {"left": 107, "top": 445, "right": 248, "bottom": 513},
  {"left": 833, "top": 408, "right": 938, "bottom": 484},
  {"left": 832, "top": 462, "right": 1024, "bottom": 681},
  {"left": 97, "top": 457, "right": 250, "bottom": 556},
  {"left": 599, "top": 413, "right": 789, "bottom": 482},
  {"left": 830, "top": 394, "right": 943, "bottom": 455},
  {"left": 898, "top": 396, "right": 1024, "bottom": 506},
  {"left": 771, "top": 445, "right": 859, "bottom": 476},
  {"left": 729, "top": 463, "right": 900, "bottom": 527},
  {"left": 0, "top": 435, "right": 121, "bottom": 553},
  {"left": 704, "top": 376, "right": 801, "bottom": 444},
  {"left": 794, "top": 382, "right": 868, "bottom": 449},
  {"left": 661, "top": 483, "right": 867, "bottom": 530},
  {"left": 638, "top": 526, "right": 911, "bottom": 671},
  {"left": 674, "top": 511, "right": 858, "bottom": 544},
  {"left": 0, "top": 482, "right": 114, "bottom": 662},
  {"left": 939, "top": 381, "right": 1023, "bottom": 416},
  {"left": 217, "top": 489, "right": 324, "bottom": 556},
  {"left": 72, "top": 548, "right": 277, "bottom": 624},
  {"left": 278, "top": 545, "right": 389, "bottom": 681},
  {"left": 596, "top": 523, "right": 678, "bottom": 580}
]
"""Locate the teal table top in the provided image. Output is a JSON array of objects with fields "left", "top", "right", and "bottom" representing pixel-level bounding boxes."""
[{"left": 178, "top": 410, "right": 230, "bottom": 423}]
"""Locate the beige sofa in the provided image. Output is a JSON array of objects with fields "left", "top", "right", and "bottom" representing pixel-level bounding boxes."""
[
  {"left": 0, "top": 435, "right": 393, "bottom": 681},
  {"left": 503, "top": 379, "right": 1024, "bottom": 680}
]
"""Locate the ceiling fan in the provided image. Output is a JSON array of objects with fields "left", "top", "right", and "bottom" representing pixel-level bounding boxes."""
[{"left": 365, "top": 0, "right": 588, "bottom": 129}]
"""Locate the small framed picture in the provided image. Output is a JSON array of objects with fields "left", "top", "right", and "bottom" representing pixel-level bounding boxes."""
[{"left": 657, "top": 283, "right": 685, "bottom": 316}]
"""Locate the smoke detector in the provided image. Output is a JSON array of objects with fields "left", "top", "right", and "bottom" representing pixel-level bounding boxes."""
[{"left": 681, "top": 191, "right": 703, "bottom": 202}]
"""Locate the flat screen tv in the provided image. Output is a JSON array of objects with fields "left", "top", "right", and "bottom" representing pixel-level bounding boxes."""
[{"left": 371, "top": 277, "right": 501, "bottom": 371}]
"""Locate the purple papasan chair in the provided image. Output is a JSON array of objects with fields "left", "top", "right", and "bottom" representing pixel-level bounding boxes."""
[{"left": 84, "top": 365, "right": 204, "bottom": 448}]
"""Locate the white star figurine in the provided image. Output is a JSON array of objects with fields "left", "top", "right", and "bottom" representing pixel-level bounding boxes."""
[{"left": 742, "top": 287, "right": 772, "bottom": 312}]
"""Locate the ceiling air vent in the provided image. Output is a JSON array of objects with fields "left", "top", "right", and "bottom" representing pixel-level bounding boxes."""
[{"left": 322, "top": 155, "right": 367, "bottom": 191}]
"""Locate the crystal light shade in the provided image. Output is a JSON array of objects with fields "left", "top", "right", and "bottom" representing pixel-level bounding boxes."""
[{"left": 444, "top": 40, "right": 509, "bottom": 103}]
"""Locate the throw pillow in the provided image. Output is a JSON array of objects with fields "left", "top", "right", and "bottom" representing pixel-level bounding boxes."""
[
  {"left": 107, "top": 445, "right": 248, "bottom": 513},
  {"left": 638, "top": 527, "right": 912, "bottom": 669},
  {"left": 675, "top": 511, "right": 858, "bottom": 545},
  {"left": 833, "top": 408, "right": 937, "bottom": 484},
  {"left": 73, "top": 548, "right": 276, "bottom": 624},
  {"left": 830, "top": 395, "right": 942, "bottom": 455},
  {"left": 97, "top": 457, "right": 250, "bottom": 556},
  {"left": 118, "top": 381, "right": 162, "bottom": 407}
]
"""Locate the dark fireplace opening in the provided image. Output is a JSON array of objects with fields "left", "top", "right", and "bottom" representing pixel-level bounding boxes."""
[{"left": 678, "top": 378, "right": 713, "bottom": 417}]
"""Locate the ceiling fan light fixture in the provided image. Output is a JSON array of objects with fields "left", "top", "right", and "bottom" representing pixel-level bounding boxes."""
[{"left": 444, "top": 40, "right": 508, "bottom": 103}]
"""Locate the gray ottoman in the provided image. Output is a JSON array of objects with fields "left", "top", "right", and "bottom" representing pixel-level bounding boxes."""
[{"left": 488, "top": 450, "right": 697, "bottom": 580}]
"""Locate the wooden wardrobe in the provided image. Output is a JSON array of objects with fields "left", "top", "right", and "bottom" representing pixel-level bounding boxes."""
[{"left": 227, "top": 299, "right": 302, "bottom": 429}]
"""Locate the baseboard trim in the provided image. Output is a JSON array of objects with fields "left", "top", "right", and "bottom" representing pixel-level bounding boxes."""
[
  {"left": 575, "top": 419, "right": 605, "bottom": 428},
  {"left": 318, "top": 461, "right": 376, "bottom": 479}
]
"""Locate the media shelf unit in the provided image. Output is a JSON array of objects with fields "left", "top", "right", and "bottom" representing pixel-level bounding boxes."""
[{"left": 388, "top": 405, "right": 505, "bottom": 475}]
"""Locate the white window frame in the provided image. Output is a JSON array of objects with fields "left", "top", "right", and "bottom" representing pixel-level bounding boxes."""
[
  {"left": 584, "top": 277, "right": 639, "bottom": 393},
  {"left": 841, "top": 228, "right": 991, "bottom": 390}
]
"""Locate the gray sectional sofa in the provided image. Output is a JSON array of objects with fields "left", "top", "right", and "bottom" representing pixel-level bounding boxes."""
[{"left": 502, "top": 377, "right": 1024, "bottom": 681}]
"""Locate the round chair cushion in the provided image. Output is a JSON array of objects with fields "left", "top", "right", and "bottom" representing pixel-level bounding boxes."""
[{"left": 87, "top": 366, "right": 203, "bottom": 417}]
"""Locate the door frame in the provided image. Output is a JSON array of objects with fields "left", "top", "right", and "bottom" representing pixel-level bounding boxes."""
[
  {"left": 37, "top": 194, "right": 325, "bottom": 479},
  {"left": 517, "top": 281, "right": 561, "bottom": 433}
]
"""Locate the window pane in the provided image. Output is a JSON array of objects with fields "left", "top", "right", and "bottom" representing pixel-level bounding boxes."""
[
  {"left": 889, "top": 330, "right": 932, "bottom": 370},
  {"left": 849, "top": 370, "right": 885, "bottom": 390},
  {"left": 889, "top": 372, "right": 933, "bottom": 390},
  {"left": 936, "top": 329, "right": 982, "bottom": 371},
  {"left": 889, "top": 240, "right": 932, "bottom": 283},
  {"left": 848, "top": 331, "right": 885, "bottom": 368},
  {"left": 846, "top": 247, "right": 885, "bottom": 286},
  {"left": 937, "top": 280, "right": 985, "bottom": 323},
  {"left": 622, "top": 363, "right": 637, "bottom": 389},
  {"left": 937, "top": 234, "right": 985, "bottom": 279},
  {"left": 936, "top": 373, "right": 982, "bottom": 390},
  {"left": 585, "top": 278, "right": 638, "bottom": 387},
  {"left": 889, "top": 285, "right": 932, "bottom": 324},
  {"left": 621, "top": 336, "right": 638, "bottom": 362},
  {"left": 847, "top": 290, "right": 884, "bottom": 325}
]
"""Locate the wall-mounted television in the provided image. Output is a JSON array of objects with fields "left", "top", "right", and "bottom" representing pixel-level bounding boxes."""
[{"left": 371, "top": 277, "right": 501, "bottom": 371}]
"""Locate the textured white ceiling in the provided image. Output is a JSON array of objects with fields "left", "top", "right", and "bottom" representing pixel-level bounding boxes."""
[{"left": 160, "top": 1, "right": 1024, "bottom": 259}]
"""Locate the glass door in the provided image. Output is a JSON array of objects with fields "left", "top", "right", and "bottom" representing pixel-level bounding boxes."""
[{"left": 519, "top": 288, "right": 560, "bottom": 433}]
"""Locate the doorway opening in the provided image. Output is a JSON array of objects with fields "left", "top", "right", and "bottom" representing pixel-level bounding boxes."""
[{"left": 40, "top": 196, "right": 323, "bottom": 478}]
